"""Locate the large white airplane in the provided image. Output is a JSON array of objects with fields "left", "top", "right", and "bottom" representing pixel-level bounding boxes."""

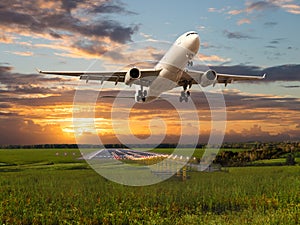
[{"left": 38, "top": 31, "right": 265, "bottom": 103}]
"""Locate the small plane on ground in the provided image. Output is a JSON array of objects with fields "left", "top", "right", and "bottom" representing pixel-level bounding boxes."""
[{"left": 38, "top": 31, "right": 265, "bottom": 103}]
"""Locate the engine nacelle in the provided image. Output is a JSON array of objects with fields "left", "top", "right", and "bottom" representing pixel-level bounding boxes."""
[
  {"left": 200, "top": 70, "right": 217, "bottom": 87},
  {"left": 124, "top": 67, "right": 141, "bottom": 85}
]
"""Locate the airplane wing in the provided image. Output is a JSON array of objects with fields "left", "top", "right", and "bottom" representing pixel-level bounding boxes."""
[
  {"left": 37, "top": 68, "right": 162, "bottom": 86},
  {"left": 216, "top": 73, "right": 266, "bottom": 84},
  {"left": 182, "top": 69, "right": 265, "bottom": 87}
]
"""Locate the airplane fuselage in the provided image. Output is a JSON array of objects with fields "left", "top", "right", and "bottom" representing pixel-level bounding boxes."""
[{"left": 143, "top": 31, "right": 200, "bottom": 102}]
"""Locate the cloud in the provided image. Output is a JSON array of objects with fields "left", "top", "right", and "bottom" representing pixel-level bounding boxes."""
[
  {"left": 281, "top": 3, "right": 300, "bottom": 14},
  {"left": 208, "top": 7, "right": 230, "bottom": 13},
  {"left": 6, "top": 51, "right": 34, "bottom": 57},
  {"left": 0, "top": 33, "right": 15, "bottom": 43},
  {"left": 221, "top": 89, "right": 300, "bottom": 111},
  {"left": 246, "top": 1, "right": 278, "bottom": 12},
  {"left": 197, "top": 54, "right": 231, "bottom": 63},
  {"left": 228, "top": 0, "right": 300, "bottom": 16},
  {"left": 0, "top": 117, "right": 74, "bottom": 145},
  {"left": 237, "top": 18, "right": 251, "bottom": 25},
  {"left": 228, "top": 9, "right": 244, "bottom": 15},
  {"left": 0, "top": 103, "right": 11, "bottom": 109},
  {"left": 91, "top": 1, "right": 137, "bottom": 15},
  {"left": 0, "top": 0, "right": 139, "bottom": 61},
  {"left": 223, "top": 30, "right": 256, "bottom": 40},
  {"left": 263, "top": 65, "right": 300, "bottom": 81},
  {"left": 225, "top": 125, "right": 293, "bottom": 142},
  {"left": 0, "top": 66, "right": 67, "bottom": 86},
  {"left": 265, "top": 45, "right": 277, "bottom": 49}
]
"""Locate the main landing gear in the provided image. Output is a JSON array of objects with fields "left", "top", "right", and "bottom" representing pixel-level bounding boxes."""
[
  {"left": 179, "top": 81, "right": 192, "bottom": 102},
  {"left": 136, "top": 85, "right": 147, "bottom": 102},
  {"left": 179, "top": 90, "right": 190, "bottom": 102}
]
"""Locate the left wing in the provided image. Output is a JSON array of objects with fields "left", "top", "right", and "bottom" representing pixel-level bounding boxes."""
[{"left": 37, "top": 68, "right": 161, "bottom": 85}]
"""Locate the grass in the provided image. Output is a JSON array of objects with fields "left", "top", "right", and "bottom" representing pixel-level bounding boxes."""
[{"left": 0, "top": 149, "right": 299, "bottom": 224}]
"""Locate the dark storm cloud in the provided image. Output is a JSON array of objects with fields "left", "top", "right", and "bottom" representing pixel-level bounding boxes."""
[
  {"left": 0, "top": 65, "right": 13, "bottom": 73},
  {"left": 0, "top": 66, "right": 66, "bottom": 85},
  {"left": 222, "top": 91, "right": 300, "bottom": 111},
  {"left": 96, "top": 89, "right": 299, "bottom": 115},
  {"left": 247, "top": 1, "right": 278, "bottom": 11},
  {"left": 92, "top": 1, "right": 137, "bottom": 15},
  {"left": 223, "top": 30, "right": 256, "bottom": 40},
  {"left": 0, "top": 103, "right": 11, "bottom": 109},
  {"left": 225, "top": 125, "right": 292, "bottom": 143},
  {"left": 262, "top": 65, "right": 300, "bottom": 81},
  {"left": 0, "top": 90, "right": 76, "bottom": 107},
  {"left": 72, "top": 39, "right": 108, "bottom": 55},
  {"left": 0, "top": 8, "right": 40, "bottom": 31},
  {"left": 61, "top": 0, "right": 82, "bottom": 13},
  {"left": 0, "top": 112, "right": 19, "bottom": 117},
  {"left": 0, "top": 117, "right": 71, "bottom": 145},
  {"left": 0, "top": 0, "right": 138, "bottom": 44},
  {"left": 0, "top": 65, "right": 77, "bottom": 108}
]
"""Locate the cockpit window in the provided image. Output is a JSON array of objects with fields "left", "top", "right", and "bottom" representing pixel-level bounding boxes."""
[{"left": 186, "top": 32, "right": 198, "bottom": 37}]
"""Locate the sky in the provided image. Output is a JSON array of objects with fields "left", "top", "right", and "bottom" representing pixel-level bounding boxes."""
[{"left": 0, "top": 0, "right": 300, "bottom": 145}]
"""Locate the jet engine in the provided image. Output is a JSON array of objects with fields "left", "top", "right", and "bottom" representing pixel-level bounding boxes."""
[
  {"left": 124, "top": 67, "right": 141, "bottom": 85},
  {"left": 200, "top": 70, "right": 217, "bottom": 87}
]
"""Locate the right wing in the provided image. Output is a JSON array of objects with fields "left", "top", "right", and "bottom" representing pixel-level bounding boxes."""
[
  {"left": 182, "top": 69, "right": 265, "bottom": 87},
  {"left": 216, "top": 72, "right": 266, "bottom": 84},
  {"left": 37, "top": 68, "right": 162, "bottom": 85}
]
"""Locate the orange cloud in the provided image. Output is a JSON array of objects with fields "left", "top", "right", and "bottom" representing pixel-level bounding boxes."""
[
  {"left": 0, "top": 33, "right": 14, "bottom": 43},
  {"left": 282, "top": 4, "right": 300, "bottom": 14},
  {"left": 228, "top": 9, "right": 243, "bottom": 15},
  {"left": 197, "top": 54, "right": 231, "bottom": 63},
  {"left": 237, "top": 18, "right": 251, "bottom": 25},
  {"left": 7, "top": 51, "right": 34, "bottom": 57}
]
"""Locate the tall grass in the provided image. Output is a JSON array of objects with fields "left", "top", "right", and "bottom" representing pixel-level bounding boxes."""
[{"left": 0, "top": 149, "right": 299, "bottom": 224}]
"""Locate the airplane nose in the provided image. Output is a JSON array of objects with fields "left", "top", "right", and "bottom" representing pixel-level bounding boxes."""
[{"left": 190, "top": 35, "right": 200, "bottom": 53}]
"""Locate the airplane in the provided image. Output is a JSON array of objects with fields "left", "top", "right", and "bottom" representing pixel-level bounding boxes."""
[{"left": 38, "top": 31, "right": 265, "bottom": 103}]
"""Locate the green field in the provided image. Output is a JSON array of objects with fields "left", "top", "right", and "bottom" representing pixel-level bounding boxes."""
[{"left": 0, "top": 149, "right": 299, "bottom": 224}]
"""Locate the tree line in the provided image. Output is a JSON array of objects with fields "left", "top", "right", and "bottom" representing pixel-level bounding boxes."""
[{"left": 213, "top": 142, "right": 300, "bottom": 166}]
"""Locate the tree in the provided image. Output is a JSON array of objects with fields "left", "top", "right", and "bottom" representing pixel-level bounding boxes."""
[{"left": 286, "top": 153, "right": 296, "bottom": 165}]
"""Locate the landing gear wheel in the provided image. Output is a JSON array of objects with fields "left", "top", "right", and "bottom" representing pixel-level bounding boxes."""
[
  {"left": 136, "top": 86, "right": 147, "bottom": 102},
  {"left": 179, "top": 91, "right": 190, "bottom": 102}
]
